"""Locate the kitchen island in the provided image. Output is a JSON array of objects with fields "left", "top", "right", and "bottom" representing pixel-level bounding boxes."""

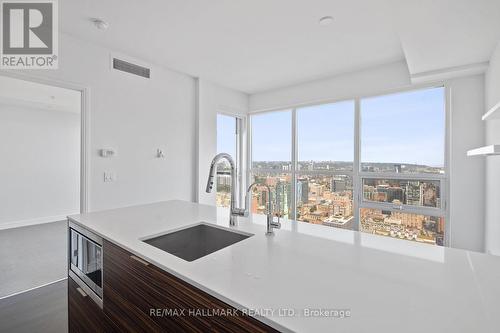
[{"left": 68, "top": 200, "right": 500, "bottom": 333}]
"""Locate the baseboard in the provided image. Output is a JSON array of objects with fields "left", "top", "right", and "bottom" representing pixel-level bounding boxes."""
[{"left": 0, "top": 215, "right": 71, "bottom": 231}]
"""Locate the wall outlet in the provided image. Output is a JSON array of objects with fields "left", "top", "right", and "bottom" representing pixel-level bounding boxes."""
[{"left": 104, "top": 172, "right": 116, "bottom": 182}]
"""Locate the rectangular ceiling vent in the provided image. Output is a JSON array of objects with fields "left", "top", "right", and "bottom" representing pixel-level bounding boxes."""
[{"left": 112, "top": 58, "right": 150, "bottom": 78}]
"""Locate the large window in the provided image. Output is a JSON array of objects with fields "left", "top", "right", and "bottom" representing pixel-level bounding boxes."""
[
  {"left": 249, "top": 86, "right": 447, "bottom": 246},
  {"left": 250, "top": 110, "right": 292, "bottom": 217},
  {"left": 216, "top": 114, "right": 242, "bottom": 208},
  {"left": 295, "top": 101, "right": 355, "bottom": 228},
  {"left": 359, "top": 87, "right": 446, "bottom": 245}
]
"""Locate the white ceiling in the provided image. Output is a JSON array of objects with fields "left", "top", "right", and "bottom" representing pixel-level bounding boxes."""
[
  {"left": 389, "top": 0, "right": 500, "bottom": 75},
  {"left": 60, "top": 0, "right": 500, "bottom": 94}
]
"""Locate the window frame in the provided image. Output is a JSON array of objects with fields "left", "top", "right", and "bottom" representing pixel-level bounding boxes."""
[
  {"left": 247, "top": 84, "right": 450, "bottom": 246},
  {"left": 357, "top": 86, "right": 448, "bottom": 246},
  {"left": 216, "top": 112, "right": 246, "bottom": 207},
  {"left": 249, "top": 106, "right": 356, "bottom": 222}
]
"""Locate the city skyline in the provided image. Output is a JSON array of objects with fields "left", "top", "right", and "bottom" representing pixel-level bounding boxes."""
[
  {"left": 251, "top": 160, "right": 444, "bottom": 174},
  {"left": 216, "top": 169, "right": 444, "bottom": 246}
]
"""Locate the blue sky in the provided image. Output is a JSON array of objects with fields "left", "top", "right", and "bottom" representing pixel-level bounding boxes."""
[
  {"left": 361, "top": 87, "right": 445, "bottom": 166},
  {"left": 297, "top": 101, "right": 354, "bottom": 162},
  {"left": 217, "top": 114, "right": 236, "bottom": 156},
  {"left": 219, "top": 87, "right": 445, "bottom": 167},
  {"left": 251, "top": 110, "right": 292, "bottom": 161}
]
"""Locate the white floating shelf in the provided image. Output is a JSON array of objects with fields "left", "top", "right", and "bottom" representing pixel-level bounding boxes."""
[
  {"left": 482, "top": 101, "right": 500, "bottom": 121},
  {"left": 467, "top": 145, "right": 500, "bottom": 156}
]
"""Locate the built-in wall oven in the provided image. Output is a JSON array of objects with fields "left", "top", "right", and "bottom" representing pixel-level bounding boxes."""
[{"left": 68, "top": 221, "right": 103, "bottom": 307}]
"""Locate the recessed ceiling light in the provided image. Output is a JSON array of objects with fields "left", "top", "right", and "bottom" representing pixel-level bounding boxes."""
[
  {"left": 319, "top": 16, "right": 334, "bottom": 26},
  {"left": 91, "top": 18, "right": 109, "bottom": 30}
]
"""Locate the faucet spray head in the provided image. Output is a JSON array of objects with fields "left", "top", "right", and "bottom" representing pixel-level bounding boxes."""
[{"left": 206, "top": 163, "right": 216, "bottom": 193}]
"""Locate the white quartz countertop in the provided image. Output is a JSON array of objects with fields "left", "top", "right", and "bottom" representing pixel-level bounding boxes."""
[{"left": 68, "top": 200, "right": 500, "bottom": 333}]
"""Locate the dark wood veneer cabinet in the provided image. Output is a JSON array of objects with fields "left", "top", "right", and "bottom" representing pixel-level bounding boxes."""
[
  {"left": 67, "top": 277, "right": 118, "bottom": 333},
  {"left": 68, "top": 239, "right": 279, "bottom": 333}
]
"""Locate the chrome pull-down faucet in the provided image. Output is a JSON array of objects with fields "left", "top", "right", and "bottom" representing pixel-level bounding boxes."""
[
  {"left": 206, "top": 153, "right": 280, "bottom": 234},
  {"left": 205, "top": 153, "right": 245, "bottom": 226}
]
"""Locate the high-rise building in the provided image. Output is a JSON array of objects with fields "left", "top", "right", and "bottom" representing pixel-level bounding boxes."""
[
  {"left": 406, "top": 181, "right": 423, "bottom": 206},
  {"left": 363, "top": 185, "right": 376, "bottom": 201},
  {"left": 275, "top": 181, "right": 292, "bottom": 217},
  {"left": 437, "top": 217, "right": 445, "bottom": 234},
  {"left": 285, "top": 181, "right": 292, "bottom": 214},
  {"left": 257, "top": 186, "right": 268, "bottom": 206},
  {"left": 423, "top": 183, "right": 439, "bottom": 207},
  {"left": 297, "top": 179, "right": 309, "bottom": 204},
  {"left": 309, "top": 183, "right": 324, "bottom": 199},
  {"left": 216, "top": 174, "right": 231, "bottom": 192},
  {"left": 387, "top": 187, "right": 404, "bottom": 203},
  {"left": 332, "top": 178, "right": 346, "bottom": 192}
]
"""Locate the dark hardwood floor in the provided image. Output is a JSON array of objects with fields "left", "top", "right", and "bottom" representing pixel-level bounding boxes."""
[{"left": 0, "top": 279, "right": 68, "bottom": 333}]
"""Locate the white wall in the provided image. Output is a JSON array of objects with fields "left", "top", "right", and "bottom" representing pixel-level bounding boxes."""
[
  {"left": 0, "top": 33, "right": 249, "bottom": 226},
  {"left": 485, "top": 41, "right": 500, "bottom": 255},
  {"left": 249, "top": 61, "right": 411, "bottom": 112},
  {"left": 196, "top": 79, "right": 248, "bottom": 205},
  {"left": 0, "top": 105, "right": 80, "bottom": 228},
  {"left": 448, "top": 75, "right": 485, "bottom": 252},
  {"left": 1, "top": 33, "right": 197, "bottom": 213},
  {"left": 249, "top": 62, "right": 486, "bottom": 252}
]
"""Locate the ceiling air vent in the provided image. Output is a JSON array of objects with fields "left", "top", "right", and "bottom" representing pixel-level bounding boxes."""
[{"left": 112, "top": 58, "right": 150, "bottom": 78}]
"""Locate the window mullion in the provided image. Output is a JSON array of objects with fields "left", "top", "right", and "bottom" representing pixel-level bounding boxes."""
[
  {"left": 246, "top": 116, "right": 252, "bottom": 208},
  {"left": 236, "top": 117, "right": 245, "bottom": 207},
  {"left": 291, "top": 108, "right": 298, "bottom": 220},
  {"left": 353, "top": 98, "right": 361, "bottom": 231},
  {"left": 359, "top": 200, "right": 445, "bottom": 216}
]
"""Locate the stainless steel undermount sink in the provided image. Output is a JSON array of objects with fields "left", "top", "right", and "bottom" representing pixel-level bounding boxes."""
[{"left": 142, "top": 223, "right": 253, "bottom": 262}]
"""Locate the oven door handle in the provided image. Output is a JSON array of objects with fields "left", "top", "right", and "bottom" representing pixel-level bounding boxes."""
[{"left": 76, "top": 287, "right": 87, "bottom": 297}]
